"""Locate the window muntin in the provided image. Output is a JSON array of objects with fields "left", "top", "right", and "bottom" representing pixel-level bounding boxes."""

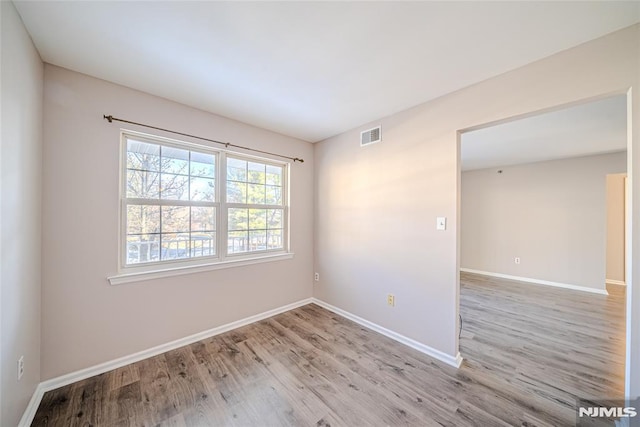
[
  {"left": 227, "top": 208, "right": 284, "bottom": 254},
  {"left": 124, "top": 137, "right": 218, "bottom": 266},
  {"left": 121, "top": 132, "right": 288, "bottom": 270},
  {"left": 225, "top": 157, "right": 285, "bottom": 255}
]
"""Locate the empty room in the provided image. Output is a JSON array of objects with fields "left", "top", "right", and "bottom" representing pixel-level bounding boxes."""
[{"left": 2, "top": 1, "right": 640, "bottom": 426}]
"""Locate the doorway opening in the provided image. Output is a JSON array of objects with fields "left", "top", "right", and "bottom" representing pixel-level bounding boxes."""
[{"left": 456, "top": 92, "right": 631, "bottom": 404}]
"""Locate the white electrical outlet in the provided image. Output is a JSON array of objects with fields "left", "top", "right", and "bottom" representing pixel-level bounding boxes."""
[
  {"left": 515, "top": 257, "right": 521, "bottom": 265},
  {"left": 17, "top": 356, "right": 24, "bottom": 381},
  {"left": 314, "top": 272, "right": 320, "bottom": 282}
]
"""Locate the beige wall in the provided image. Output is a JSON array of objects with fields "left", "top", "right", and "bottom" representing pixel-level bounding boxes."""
[
  {"left": 314, "top": 23, "right": 639, "bottom": 392},
  {"left": 461, "top": 152, "right": 626, "bottom": 291},
  {"left": 607, "top": 173, "right": 626, "bottom": 284},
  {"left": 1, "top": 2, "right": 43, "bottom": 425},
  {"left": 41, "top": 65, "right": 314, "bottom": 379}
]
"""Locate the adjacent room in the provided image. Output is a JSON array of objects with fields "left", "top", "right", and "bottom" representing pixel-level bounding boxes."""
[
  {"left": 2, "top": 1, "right": 640, "bottom": 426},
  {"left": 459, "top": 95, "right": 629, "bottom": 415}
]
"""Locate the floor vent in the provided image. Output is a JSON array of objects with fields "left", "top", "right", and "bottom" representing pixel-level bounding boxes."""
[{"left": 360, "top": 126, "right": 381, "bottom": 146}]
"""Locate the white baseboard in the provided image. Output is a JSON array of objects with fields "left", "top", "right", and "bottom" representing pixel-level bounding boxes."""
[
  {"left": 19, "top": 297, "right": 313, "bottom": 427},
  {"left": 461, "top": 268, "right": 608, "bottom": 295},
  {"left": 311, "top": 298, "right": 463, "bottom": 369},
  {"left": 18, "top": 383, "right": 46, "bottom": 427},
  {"left": 20, "top": 295, "right": 464, "bottom": 426},
  {"left": 606, "top": 279, "right": 626, "bottom": 286}
]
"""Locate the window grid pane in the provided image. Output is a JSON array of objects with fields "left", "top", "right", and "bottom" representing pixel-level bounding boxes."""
[
  {"left": 126, "top": 170, "right": 160, "bottom": 199},
  {"left": 161, "top": 233, "right": 190, "bottom": 260},
  {"left": 224, "top": 154, "right": 285, "bottom": 255},
  {"left": 226, "top": 157, "right": 283, "bottom": 207},
  {"left": 126, "top": 204, "right": 217, "bottom": 265},
  {"left": 126, "top": 140, "right": 216, "bottom": 203},
  {"left": 127, "top": 234, "right": 160, "bottom": 264},
  {"left": 227, "top": 207, "right": 284, "bottom": 254}
]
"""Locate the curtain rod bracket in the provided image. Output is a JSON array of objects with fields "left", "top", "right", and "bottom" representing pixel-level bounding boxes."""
[{"left": 103, "top": 115, "right": 113, "bottom": 123}]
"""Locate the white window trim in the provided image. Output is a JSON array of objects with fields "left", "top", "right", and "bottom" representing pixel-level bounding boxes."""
[
  {"left": 108, "top": 252, "right": 294, "bottom": 285},
  {"left": 108, "top": 130, "right": 292, "bottom": 285}
]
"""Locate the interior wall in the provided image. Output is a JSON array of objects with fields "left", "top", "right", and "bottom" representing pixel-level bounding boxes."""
[
  {"left": 314, "top": 24, "right": 639, "bottom": 373},
  {"left": 607, "top": 173, "right": 626, "bottom": 284},
  {"left": 461, "top": 152, "right": 626, "bottom": 291},
  {"left": 0, "top": 2, "right": 43, "bottom": 426},
  {"left": 41, "top": 65, "right": 314, "bottom": 379}
]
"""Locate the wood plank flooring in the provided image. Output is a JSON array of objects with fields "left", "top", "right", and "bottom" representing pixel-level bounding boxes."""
[{"left": 32, "top": 273, "right": 626, "bottom": 426}]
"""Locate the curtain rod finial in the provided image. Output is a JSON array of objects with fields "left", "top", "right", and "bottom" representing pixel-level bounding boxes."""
[
  {"left": 295, "top": 158, "right": 304, "bottom": 163},
  {"left": 103, "top": 115, "right": 113, "bottom": 123}
]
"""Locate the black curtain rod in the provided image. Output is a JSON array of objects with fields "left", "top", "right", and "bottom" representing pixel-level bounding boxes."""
[{"left": 103, "top": 115, "right": 304, "bottom": 163}]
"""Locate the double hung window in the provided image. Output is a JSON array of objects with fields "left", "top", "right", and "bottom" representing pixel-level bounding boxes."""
[{"left": 121, "top": 132, "right": 288, "bottom": 273}]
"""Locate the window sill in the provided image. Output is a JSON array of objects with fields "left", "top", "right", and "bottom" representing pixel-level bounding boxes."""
[{"left": 108, "top": 252, "right": 294, "bottom": 285}]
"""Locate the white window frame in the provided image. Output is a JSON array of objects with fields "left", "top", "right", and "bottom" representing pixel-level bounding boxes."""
[{"left": 108, "top": 130, "right": 292, "bottom": 285}]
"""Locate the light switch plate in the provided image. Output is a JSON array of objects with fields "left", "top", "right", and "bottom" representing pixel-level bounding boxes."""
[{"left": 436, "top": 217, "right": 447, "bottom": 231}]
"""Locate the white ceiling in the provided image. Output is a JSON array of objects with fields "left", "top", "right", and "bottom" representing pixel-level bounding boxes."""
[
  {"left": 461, "top": 95, "right": 627, "bottom": 171},
  {"left": 13, "top": 1, "right": 640, "bottom": 142}
]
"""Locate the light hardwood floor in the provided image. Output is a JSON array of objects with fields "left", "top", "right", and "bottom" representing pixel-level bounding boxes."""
[{"left": 32, "top": 272, "right": 626, "bottom": 426}]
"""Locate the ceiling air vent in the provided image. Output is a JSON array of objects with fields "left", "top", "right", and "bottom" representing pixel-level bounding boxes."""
[{"left": 360, "top": 126, "right": 381, "bottom": 146}]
